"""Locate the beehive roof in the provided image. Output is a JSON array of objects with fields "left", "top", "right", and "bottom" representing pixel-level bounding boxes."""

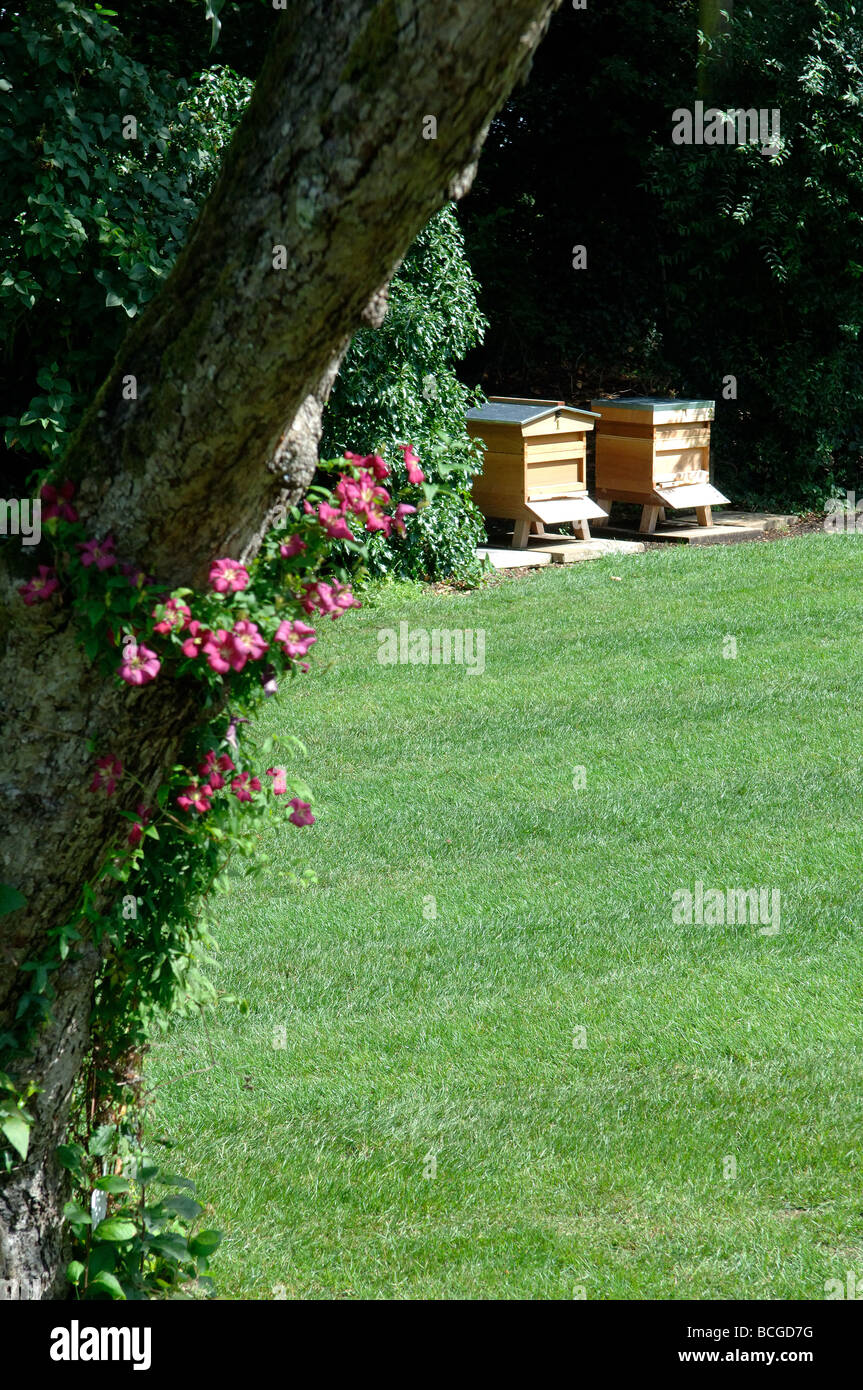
[
  {"left": 466, "top": 402, "right": 599, "bottom": 425},
  {"left": 591, "top": 396, "right": 715, "bottom": 411}
]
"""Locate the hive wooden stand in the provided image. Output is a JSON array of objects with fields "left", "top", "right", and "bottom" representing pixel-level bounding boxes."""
[
  {"left": 590, "top": 396, "right": 729, "bottom": 535},
  {"left": 466, "top": 397, "right": 608, "bottom": 547}
]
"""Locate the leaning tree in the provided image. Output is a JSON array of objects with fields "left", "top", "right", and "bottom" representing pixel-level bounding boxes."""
[{"left": 0, "top": 0, "right": 560, "bottom": 1297}]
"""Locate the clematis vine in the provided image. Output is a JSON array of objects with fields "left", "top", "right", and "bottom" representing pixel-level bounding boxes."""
[{"left": 21, "top": 447, "right": 425, "bottom": 886}]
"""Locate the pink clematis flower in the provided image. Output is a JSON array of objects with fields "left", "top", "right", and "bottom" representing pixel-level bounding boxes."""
[
  {"left": 181, "top": 619, "right": 208, "bottom": 659},
  {"left": 279, "top": 535, "right": 306, "bottom": 559},
  {"left": 119, "top": 642, "right": 161, "bottom": 686},
  {"left": 217, "top": 753, "right": 236, "bottom": 773},
  {"left": 364, "top": 509, "right": 392, "bottom": 537},
  {"left": 78, "top": 535, "right": 117, "bottom": 570},
  {"left": 40, "top": 480, "right": 78, "bottom": 523},
  {"left": 224, "top": 715, "right": 249, "bottom": 750},
  {"left": 152, "top": 597, "right": 191, "bottom": 635},
  {"left": 274, "top": 618, "right": 317, "bottom": 660},
  {"left": 90, "top": 754, "right": 123, "bottom": 797},
  {"left": 335, "top": 470, "right": 390, "bottom": 529},
  {"left": 209, "top": 557, "right": 250, "bottom": 593},
  {"left": 230, "top": 619, "right": 269, "bottom": 670},
  {"left": 176, "top": 782, "right": 213, "bottom": 814},
  {"left": 392, "top": 503, "right": 417, "bottom": 536},
  {"left": 231, "top": 772, "right": 262, "bottom": 803},
  {"left": 127, "top": 803, "right": 151, "bottom": 847},
  {"left": 399, "top": 443, "right": 424, "bottom": 485},
  {"left": 120, "top": 562, "right": 146, "bottom": 588},
  {"left": 316, "top": 502, "right": 356, "bottom": 543},
  {"left": 18, "top": 565, "right": 59, "bottom": 606},
  {"left": 198, "top": 752, "right": 227, "bottom": 790},
  {"left": 300, "top": 579, "right": 360, "bottom": 621},
  {"left": 288, "top": 798, "right": 315, "bottom": 827},
  {"left": 266, "top": 766, "right": 288, "bottom": 795},
  {"left": 343, "top": 451, "right": 389, "bottom": 481},
  {"left": 202, "top": 628, "right": 235, "bottom": 675}
]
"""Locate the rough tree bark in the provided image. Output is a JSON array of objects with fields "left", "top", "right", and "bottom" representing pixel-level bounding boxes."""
[{"left": 0, "top": 0, "right": 560, "bottom": 1298}]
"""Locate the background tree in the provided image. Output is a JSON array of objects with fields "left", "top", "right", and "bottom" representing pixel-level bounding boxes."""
[{"left": 459, "top": 0, "right": 863, "bottom": 507}]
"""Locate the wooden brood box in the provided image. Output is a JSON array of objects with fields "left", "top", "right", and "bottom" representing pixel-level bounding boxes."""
[
  {"left": 466, "top": 397, "right": 607, "bottom": 547},
  {"left": 590, "top": 396, "right": 729, "bottom": 534}
]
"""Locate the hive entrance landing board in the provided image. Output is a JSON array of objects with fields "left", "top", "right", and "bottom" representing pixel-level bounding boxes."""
[
  {"left": 653, "top": 482, "right": 729, "bottom": 509},
  {"left": 525, "top": 496, "right": 609, "bottom": 525}
]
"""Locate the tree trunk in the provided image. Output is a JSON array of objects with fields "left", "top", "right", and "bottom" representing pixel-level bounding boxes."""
[{"left": 0, "top": 0, "right": 560, "bottom": 1297}]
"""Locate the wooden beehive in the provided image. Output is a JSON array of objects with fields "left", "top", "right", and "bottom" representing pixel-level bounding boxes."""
[
  {"left": 590, "top": 396, "right": 728, "bottom": 533},
  {"left": 466, "top": 397, "right": 607, "bottom": 547}
]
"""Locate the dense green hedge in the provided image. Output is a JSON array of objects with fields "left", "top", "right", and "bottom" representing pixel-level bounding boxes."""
[{"left": 321, "top": 205, "right": 489, "bottom": 582}]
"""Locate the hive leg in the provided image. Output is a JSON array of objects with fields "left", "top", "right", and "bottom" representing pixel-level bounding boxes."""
[
  {"left": 512, "top": 518, "right": 531, "bottom": 549},
  {"left": 696, "top": 505, "right": 713, "bottom": 528},
  {"left": 592, "top": 496, "right": 611, "bottom": 528},
  {"left": 639, "top": 505, "right": 661, "bottom": 535},
  {"left": 577, "top": 519, "right": 591, "bottom": 540}
]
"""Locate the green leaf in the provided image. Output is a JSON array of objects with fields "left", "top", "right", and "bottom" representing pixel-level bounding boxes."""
[
  {"left": 189, "top": 1229, "right": 222, "bottom": 1258},
  {"left": 87, "top": 1270, "right": 126, "bottom": 1300},
  {"left": 0, "top": 884, "right": 27, "bottom": 917},
  {"left": 87, "top": 1242, "right": 116, "bottom": 1278},
  {"left": 63, "top": 1199, "right": 92, "bottom": 1229},
  {"left": 94, "top": 1174, "right": 130, "bottom": 1194},
  {"left": 66, "top": 1260, "right": 85, "bottom": 1287},
  {"left": 135, "top": 1157, "right": 161, "bottom": 1184},
  {"left": 93, "top": 1216, "right": 138, "bottom": 1242},
  {"left": 89, "top": 1123, "right": 115, "bottom": 1157},
  {"left": 56, "top": 1142, "right": 85, "bottom": 1178},
  {"left": 0, "top": 1111, "right": 30, "bottom": 1159},
  {"left": 149, "top": 1232, "right": 190, "bottom": 1262},
  {"left": 158, "top": 1171, "right": 196, "bottom": 1191},
  {"left": 161, "top": 1194, "right": 203, "bottom": 1221},
  {"left": 204, "top": 0, "right": 226, "bottom": 50}
]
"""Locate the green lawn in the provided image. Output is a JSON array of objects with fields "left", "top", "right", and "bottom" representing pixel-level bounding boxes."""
[{"left": 149, "top": 532, "right": 863, "bottom": 1299}]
